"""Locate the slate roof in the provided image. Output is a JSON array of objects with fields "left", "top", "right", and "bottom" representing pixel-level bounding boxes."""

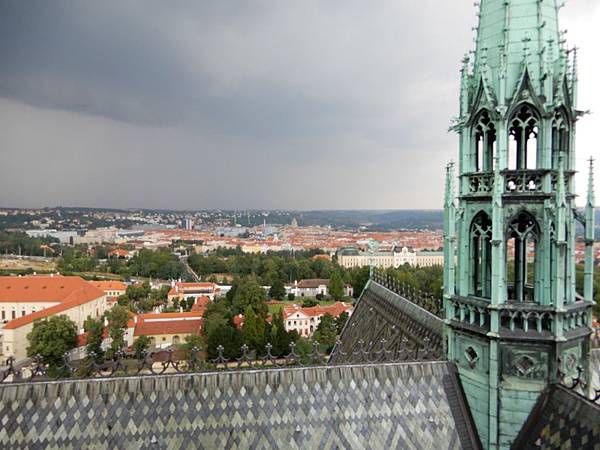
[
  {"left": 330, "top": 280, "right": 444, "bottom": 364},
  {"left": 0, "top": 361, "right": 480, "bottom": 450},
  {"left": 512, "top": 384, "right": 600, "bottom": 450}
]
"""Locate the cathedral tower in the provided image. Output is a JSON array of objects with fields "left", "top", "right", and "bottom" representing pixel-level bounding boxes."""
[{"left": 443, "top": 1, "right": 595, "bottom": 448}]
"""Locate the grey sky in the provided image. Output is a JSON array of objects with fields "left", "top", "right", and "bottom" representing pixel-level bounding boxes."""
[{"left": 0, "top": 1, "right": 597, "bottom": 210}]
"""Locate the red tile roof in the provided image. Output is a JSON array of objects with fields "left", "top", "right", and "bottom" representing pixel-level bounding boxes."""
[
  {"left": 0, "top": 275, "right": 104, "bottom": 303},
  {"left": 296, "top": 279, "right": 329, "bottom": 289},
  {"left": 133, "top": 311, "right": 203, "bottom": 336},
  {"left": 90, "top": 280, "right": 127, "bottom": 291},
  {"left": 191, "top": 296, "right": 210, "bottom": 313},
  {"left": 2, "top": 277, "right": 105, "bottom": 330},
  {"left": 283, "top": 302, "right": 353, "bottom": 319}
]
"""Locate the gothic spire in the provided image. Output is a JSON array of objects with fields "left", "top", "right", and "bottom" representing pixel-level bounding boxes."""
[
  {"left": 586, "top": 157, "right": 595, "bottom": 209},
  {"left": 473, "top": 0, "right": 561, "bottom": 105}
]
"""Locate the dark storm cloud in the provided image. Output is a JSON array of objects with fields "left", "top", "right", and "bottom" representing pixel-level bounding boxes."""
[{"left": 0, "top": 1, "right": 596, "bottom": 209}]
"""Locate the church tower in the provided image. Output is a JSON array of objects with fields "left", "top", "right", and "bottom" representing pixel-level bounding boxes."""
[{"left": 443, "top": 1, "right": 595, "bottom": 449}]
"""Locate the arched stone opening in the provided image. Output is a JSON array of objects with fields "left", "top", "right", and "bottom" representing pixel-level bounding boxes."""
[
  {"left": 473, "top": 110, "right": 497, "bottom": 172},
  {"left": 508, "top": 105, "right": 539, "bottom": 170},
  {"left": 551, "top": 109, "right": 569, "bottom": 170},
  {"left": 506, "top": 212, "right": 540, "bottom": 302},
  {"left": 470, "top": 212, "right": 493, "bottom": 298}
]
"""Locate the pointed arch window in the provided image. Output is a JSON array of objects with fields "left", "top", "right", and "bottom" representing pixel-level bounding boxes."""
[
  {"left": 552, "top": 109, "right": 569, "bottom": 170},
  {"left": 473, "top": 111, "right": 496, "bottom": 172},
  {"left": 508, "top": 105, "right": 539, "bottom": 170},
  {"left": 470, "top": 212, "right": 492, "bottom": 298},
  {"left": 506, "top": 212, "right": 540, "bottom": 302}
]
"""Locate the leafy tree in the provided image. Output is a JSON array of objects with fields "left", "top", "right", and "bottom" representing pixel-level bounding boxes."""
[
  {"left": 27, "top": 315, "right": 77, "bottom": 375},
  {"left": 202, "top": 301, "right": 231, "bottom": 338},
  {"left": 313, "top": 314, "right": 337, "bottom": 349},
  {"left": 242, "top": 306, "right": 265, "bottom": 351},
  {"left": 181, "top": 334, "right": 204, "bottom": 360},
  {"left": 127, "top": 249, "right": 186, "bottom": 279},
  {"left": 116, "top": 294, "right": 131, "bottom": 308},
  {"left": 269, "top": 310, "right": 293, "bottom": 357},
  {"left": 348, "top": 266, "right": 370, "bottom": 298},
  {"left": 132, "top": 335, "right": 151, "bottom": 359},
  {"left": 105, "top": 305, "right": 130, "bottom": 356},
  {"left": 294, "top": 337, "right": 313, "bottom": 356},
  {"left": 94, "top": 246, "right": 109, "bottom": 260},
  {"left": 302, "top": 298, "right": 318, "bottom": 307},
  {"left": 207, "top": 322, "right": 243, "bottom": 360},
  {"left": 329, "top": 271, "right": 344, "bottom": 301},
  {"left": 335, "top": 311, "right": 349, "bottom": 334},
  {"left": 126, "top": 284, "right": 148, "bottom": 302},
  {"left": 287, "top": 293, "right": 295, "bottom": 301},
  {"left": 231, "top": 277, "right": 268, "bottom": 317},
  {"left": 0, "top": 231, "right": 58, "bottom": 257},
  {"left": 268, "top": 278, "right": 286, "bottom": 300},
  {"left": 83, "top": 317, "right": 104, "bottom": 359}
]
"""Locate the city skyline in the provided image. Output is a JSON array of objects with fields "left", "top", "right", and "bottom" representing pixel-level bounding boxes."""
[{"left": 1, "top": 1, "right": 598, "bottom": 210}]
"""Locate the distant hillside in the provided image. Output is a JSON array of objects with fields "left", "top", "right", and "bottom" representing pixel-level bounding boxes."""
[{"left": 297, "top": 210, "right": 444, "bottom": 231}]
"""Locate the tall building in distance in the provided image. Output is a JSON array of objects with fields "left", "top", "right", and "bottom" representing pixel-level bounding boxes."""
[{"left": 443, "top": 1, "right": 595, "bottom": 449}]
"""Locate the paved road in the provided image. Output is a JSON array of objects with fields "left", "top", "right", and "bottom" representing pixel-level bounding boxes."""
[{"left": 180, "top": 255, "right": 200, "bottom": 282}]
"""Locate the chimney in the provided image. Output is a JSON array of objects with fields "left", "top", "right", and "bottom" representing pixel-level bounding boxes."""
[
  {"left": 134, "top": 315, "right": 138, "bottom": 324},
  {"left": 179, "top": 306, "right": 183, "bottom": 313}
]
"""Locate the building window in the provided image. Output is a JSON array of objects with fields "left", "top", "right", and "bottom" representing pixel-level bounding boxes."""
[
  {"left": 11, "top": 311, "right": 15, "bottom": 320},
  {"left": 506, "top": 212, "right": 540, "bottom": 302},
  {"left": 473, "top": 110, "right": 497, "bottom": 172},
  {"left": 1, "top": 311, "right": 4, "bottom": 320},
  {"left": 470, "top": 212, "right": 492, "bottom": 298},
  {"left": 508, "top": 104, "right": 539, "bottom": 170},
  {"left": 552, "top": 109, "right": 570, "bottom": 170}
]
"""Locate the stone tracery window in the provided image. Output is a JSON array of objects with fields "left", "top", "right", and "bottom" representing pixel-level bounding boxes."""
[
  {"left": 508, "top": 105, "right": 539, "bottom": 170},
  {"left": 470, "top": 212, "right": 492, "bottom": 298},
  {"left": 506, "top": 212, "right": 540, "bottom": 302},
  {"left": 473, "top": 110, "right": 496, "bottom": 172},
  {"left": 551, "top": 109, "right": 569, "bottom": 170}
]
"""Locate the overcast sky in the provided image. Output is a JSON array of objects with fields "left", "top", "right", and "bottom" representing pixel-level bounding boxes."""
[{"left": 0, "top": 1, "right": 598, "bottom": 210}]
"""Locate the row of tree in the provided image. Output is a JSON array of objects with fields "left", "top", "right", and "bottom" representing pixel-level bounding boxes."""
[
  {"left": 57, "top": 247, "right": 189, "bottom": 281},
  {"left": 0, "top": 231, "right": 58, "bottom": 257}
]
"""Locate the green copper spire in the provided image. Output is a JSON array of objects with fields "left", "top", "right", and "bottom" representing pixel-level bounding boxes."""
[
  {"left": 472, "top": 0, "right": 561, "bottom": 104},
  {"left": 445, "top": 2, "right": 594, "bottom": 449}
]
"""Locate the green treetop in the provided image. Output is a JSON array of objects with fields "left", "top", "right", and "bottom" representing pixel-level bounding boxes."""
[{"left": 27, "top": 315, "right": 78, "bottom": 375}]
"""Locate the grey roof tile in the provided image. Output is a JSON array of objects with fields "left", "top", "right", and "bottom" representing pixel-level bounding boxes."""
[{"left": 0, "top": 361, "right": 479, "bottom": 449}]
